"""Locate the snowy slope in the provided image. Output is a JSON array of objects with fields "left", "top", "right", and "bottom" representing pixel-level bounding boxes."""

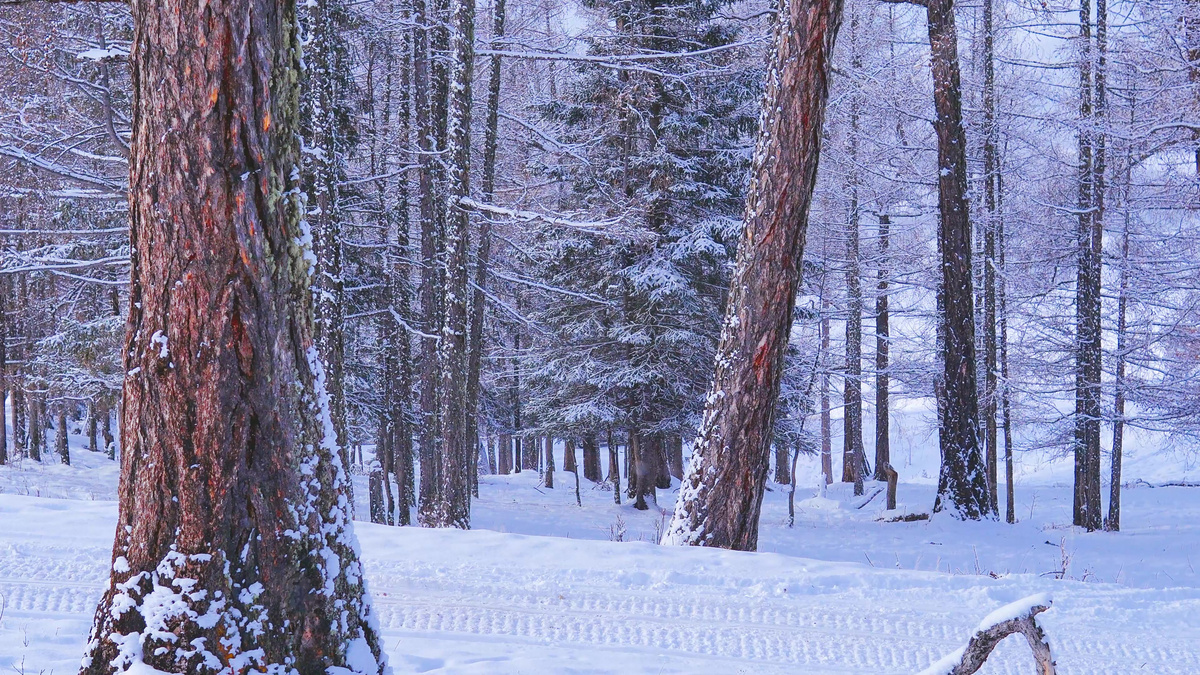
[
  {"left": 1, "top": 493, "right": 1198, "bottom": 674},
  {"left": 3, "top": 425, "right": 1200, "bottom": 673}
]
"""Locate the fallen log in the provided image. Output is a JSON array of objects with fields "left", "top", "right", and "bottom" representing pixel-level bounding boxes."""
[{"left": 917, "top": 593, "right": 1056, "bottom": 675}]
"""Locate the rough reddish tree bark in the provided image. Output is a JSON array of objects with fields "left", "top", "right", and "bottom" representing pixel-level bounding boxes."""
[
  {"left": 81, "top": 1, "right": 385, "bottom": 671},
  {"left": 663, "top": 0, "right": 845, "bottom": 550}
]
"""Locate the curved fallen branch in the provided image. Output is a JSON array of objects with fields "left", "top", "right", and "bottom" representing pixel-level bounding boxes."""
[{"left": 918, "top": 593, "right": 1056, "bottom": 675}]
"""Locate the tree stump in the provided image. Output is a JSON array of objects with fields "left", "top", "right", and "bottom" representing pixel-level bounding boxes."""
[{"left": 883, "top": 462, "right": 898, "bottom": 511}]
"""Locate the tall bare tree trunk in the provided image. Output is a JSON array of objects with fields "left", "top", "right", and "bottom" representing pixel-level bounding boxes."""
[
  {"left": 81, "top": 1, "right": 385, "bottom": 670},
  {"left": 102, "top": 404, "right": 115, "bottom": 460},
  {"left": 999, "top": 178, "right": 1015, "bottom": 524},
  {"left": 393, "top": 30, "right": 418, "bottom": 526},
  {"left": 820, "top": 294, "right": 832, "bottom": 485},
  {"left": 415, "top": 0, "right": 443, "bottom": 523},
  {"left": 465, "top": 0, "right": 506, "bottom": 504},
  {"left": 924, "top": 0, "right": 993, "bottom": 519},
  {"left": 55, "top": 405, "right": 68, "bottom": 465},
  {"left": 87, "top": 400, "right": 98, "bottom": 454},
  {"left": 27, "top": 394, "right": 41, "bottom": 462},
  {"left": 1106, "top": 100, "right": 1132, "bottom": 533},
  {"left": 665, "top": 0, "right": 845, "bottom": 550},
  {"left": 509, "top": 326, "right": 523, "bottom": 474},
  {"left": 301, "top": 0, "right": 352, "bottom": 471},
  {"left": 981, "top": 0, "right": 1000, "bottom": 511},
  {"left": 607, "top": 429, "right": 621, "bottom": 504},
  {"left": 544, "top": 435, "right": 555, "bottom": 488},
  {"left": 431, "top": 0, "right": 477, "bottom": 529},
  {"left": 1073, "top": 0, "right": 1104, "bottom": 531},
  {"left": 0, "top": 285, "right": 6, "bottom": 465},
  {"left": 12, "top": 383, "right": 24, "bottom": 459},
  {"left": 874, "top": 214, "right": 890, "bottom": 481},
  {"left": 842, "top": 8, "right": 865, "bottom": 496}
]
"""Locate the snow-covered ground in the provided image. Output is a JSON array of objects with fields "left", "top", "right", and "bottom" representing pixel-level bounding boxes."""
[{"left": 2, "top": 425, "right": 1200, "bottom": 673}]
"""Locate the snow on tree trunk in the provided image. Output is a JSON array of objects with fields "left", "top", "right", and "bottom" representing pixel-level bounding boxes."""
[
  {"left": 925, "top": 0, "right": 994, "bottom": 520},
  {"left": 663, "top": 0, "right": 846, "bottom": 551},
  {"left": 842, "top": 8, "right": 864, "bottom": 495},
  {"left": 301, "top": 0, "right": 353, "bottom": 473},
  {"left": 414, "top": 0, "right": 446, "bottom": 524},
  {"left": 80, "top": 2, "right": 385, "bottom": 671},
  {"left": 428, "top": 0, "right": 476, "bottom": 530}
]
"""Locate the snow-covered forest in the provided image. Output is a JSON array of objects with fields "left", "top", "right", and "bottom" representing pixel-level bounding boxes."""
[{"left": 1, "top": 0, "right": 1199, "bottom": 672}]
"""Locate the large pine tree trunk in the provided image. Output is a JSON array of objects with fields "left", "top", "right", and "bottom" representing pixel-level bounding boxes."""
[
  {"left": 664, "top": 0, "right": 845, "bottom": 551},
  {"left": 81, "top": 2, "right": 385, "bottom": 671},
  {"left": 926, "top": 0, "right": 993, "bottom": 520}
]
